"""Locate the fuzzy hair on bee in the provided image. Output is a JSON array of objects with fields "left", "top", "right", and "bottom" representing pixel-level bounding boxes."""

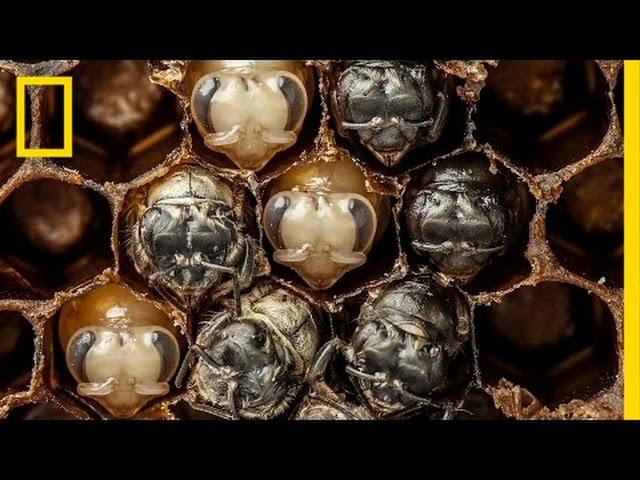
[
  {"left": 311, "top": 278, "right": 470, "bottom": 418},
  {"left": 175, "top": 281, "right": 319, "bottom": 420},
  {"left": 124, "top": 165, "right": 259, "bottom": 309}
]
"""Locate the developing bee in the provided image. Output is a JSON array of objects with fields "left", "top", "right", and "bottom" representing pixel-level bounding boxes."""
[
  {"left": 263, "top": 152, "right": 390, "bottom": 290},
  {"left": 188, "top": 60, "right": 314, "bottom": 171},
  {"left": 58, "top": 284, "right": 181, "bottom": 418},
  {"left": 125, "top": 164, "right": 259, "bottom": 308},
  {"left": 175, "top": 281, "right": 319, "bottom": 420},
  {"left": 332, "top": 61, "right": 450, "bottom": 167}
]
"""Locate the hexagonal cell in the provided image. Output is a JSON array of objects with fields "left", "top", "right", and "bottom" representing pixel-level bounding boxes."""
[
  {"left": 547, "top": 158, "right": 622, "bottom": 287},
  {"left": 319, "top": 281, "right": 474, "bottom": 419},
  {"left": 5, "top": 401, "right": 78, "bottom": 420},
  {"left": 475, "top": 282, "right": 618, "bottom": 408},
  {"left": 261, "top": 158, "right": 397, "bottom": 301},
  {"left": 0, "top": 179, "right": 114, "bottom": 297},
  {"left": 117, "top": 164, "right": 264, "bottom": 309},
  {"left": 402, "top": 153, "right": 534, "bottom": 293},
  {"left": 184, "top": 60, "right": 320, "bottom": 178},
  {"left": 475, "top": 61, "right": 610, "bottom": 173},
  {"left": 50, "top": 61, "right": 181, "bottom": 183},
  {"left": 49, "top": 283, "right": 185, "bottom": 419},
  {"left": 329, "top": 60, "right": 467, "bottom": 174},
  {"left": 0, "top": 311, "right": 34, "bottom": 395}
]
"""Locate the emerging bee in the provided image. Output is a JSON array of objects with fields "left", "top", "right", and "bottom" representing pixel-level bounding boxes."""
[
  {"left": 58, "top": 284, "right": 181, "bottom": 418},
  {"left": 263, "top": 152, "right": 390, "bottom": 290},
  {"left": 405, "top": 155, "right": 528, "bottom": 281},
  {"left": 332, "top": 61, "right": 450, "bottom": 168},
  {"left": 175, "top": 281, "right": 319, "bottom": 420},
  {"left": 188, "top": 60, "right": 314, "bottom": 171},
  {"left": 312, "top": 279, "right": 469, "bottom": 417},
  {"left": 125, "top": 165, "right": 259, "bottom": 308}
]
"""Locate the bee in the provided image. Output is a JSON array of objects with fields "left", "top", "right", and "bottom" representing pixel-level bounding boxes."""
[
  {"left": 406, "top": 155, "right": 528, "bottom": 281},
  {"left": 311, "top": 279, "right": 469, "bottom": 417},
  {"left": 188, "top": 60, "right": 314, "bottom": 171},
  {"left": 263, "top": 153, "right": 390, "bottom": 290},
  {"left": 175, "top": 281, "right": 319, "bottom": 420},
  {"left": 58, "top": 284, "right": 181, "bottom": 418},
  {"left": 332, "top": 61, "right": 450, "bottom": 167},
  {"left": 125, "top": 164, "right": 259, "bottom": 308}
]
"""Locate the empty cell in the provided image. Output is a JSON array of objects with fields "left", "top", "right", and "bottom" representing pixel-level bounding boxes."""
[
  {"left": 0, "top": 179, "right": 114, "bottom": 296},
  {"left": 475, "top": 61, "right": 610, "bottom": 173},
  {"left": 547, "top": 158, "right": 623, "bottom": 287},
  {"left": 475, "top": 282, "right": 618, "bottom": 408}
]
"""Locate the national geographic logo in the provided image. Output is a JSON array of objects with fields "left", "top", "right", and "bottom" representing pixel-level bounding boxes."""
[{"left": 15, "top": 76, "right": 72, "bottom": 158}]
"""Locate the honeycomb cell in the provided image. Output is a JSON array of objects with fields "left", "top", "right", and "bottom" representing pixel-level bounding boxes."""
[
  {"left": 547, "top": 158, "right": 623, "bottom": 287},
  {"left": 169, "top": 400, "right": 222, "bottom": 420},
  {"left": 403, "top": 153, "right": 534, "bottom": 293},
  {"left": 118, "top": 164, "right": 263, "bottom": 309},
  {"left": 0, "top": 179, "right": 114, "bottom": 297},
  {"left": 185, "top": 60, "right": 319, "bottom": 176},
  {"left": 262, "top": 154, "right": 393, "bottom": 296},
  {"left": 330, "top": 61, "right": 467, "bottom": 174},
  {"left": 53, "top": 283, "right": 183, "bottom": 418},
  {"left": 475, "top": 283, "right": 618, "bottom": 407},
  {"left": 475, "top": 61, "right": 610, "bottom": 173},
  {"left": 52, "top": 60, "right": 181, "bottom": 183},
  {"left": 0, "top": 312, "right": 34, "bottom": 396}
]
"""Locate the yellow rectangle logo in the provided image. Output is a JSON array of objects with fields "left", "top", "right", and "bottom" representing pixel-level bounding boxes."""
[{"left": 15, "top": 76, "right": 72, "bottom": 158}]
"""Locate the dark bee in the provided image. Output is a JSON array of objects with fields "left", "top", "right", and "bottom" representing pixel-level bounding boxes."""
[
  {"left": 126, "top": 165, "right": 259, "bottom": 308},
  {"left": 331, "top": 61, "right": 450, "bottom": 167},
  {"left": 175, "top": 281, "right": 319, "bottom": 420},
  {"left": 406, "top": 155, "right": 528, "bottom": 281},
  {"left": 312, "top": 279, "right": 469, "bottom": 417}
]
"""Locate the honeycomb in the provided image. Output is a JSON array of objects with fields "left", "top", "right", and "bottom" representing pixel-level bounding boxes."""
[{"left": 0, "top": 59, "right": 623, "bottom": 420}]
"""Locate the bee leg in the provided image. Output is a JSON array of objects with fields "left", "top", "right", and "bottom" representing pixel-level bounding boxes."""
[
  {"left": 174, "top": 344, "right": 220, "bottom": 389},
  {"left": 426, "top": 90, "right": 449, "bottom": 142},
  {"left": 308, "top": 338, "right": 346, "bottom": 382},
  {"left": 201, "top": 262, "right": 241, "bottom": 317}
]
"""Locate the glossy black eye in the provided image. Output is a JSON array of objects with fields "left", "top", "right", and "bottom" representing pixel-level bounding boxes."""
[
  {"left": 191, "top": 75, "right": 220, "bottom": 133},
  {"left": 66, "top": 330, "right": 96, "bottom": 382},
  {"left": 389, "top": 94, "right": 424, "bottom": 122},
  {"left": 348, "top": 95, "right": 382, "bottom": 123}
]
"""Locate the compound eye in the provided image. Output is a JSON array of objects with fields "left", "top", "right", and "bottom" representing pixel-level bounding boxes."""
[
  {"left": 390, "top": 94, "right": 425, "bottom": 122},
  {"left": 191, "top": 74, "right": 220, "bottom": 133},
  {"left": 263, "top": 193, "right": 291, "bottom": 249},
  {"left": 348, "top": 95, "right": 381, "bottom": 123},
  {"left": 276, "top": 72, "right": 308, "bottom": 132},
  {"left": 140, "top": 206, "right": 175, "bottom": 250},
  {"left": 65, "top": 329, "right": 96, "bottom": 383},
  {"left": 150, "top": 328, "right": 180, "bottom": 382},
  {"left": 348, "top": 196, "right": 377, "bottom": 252}
]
